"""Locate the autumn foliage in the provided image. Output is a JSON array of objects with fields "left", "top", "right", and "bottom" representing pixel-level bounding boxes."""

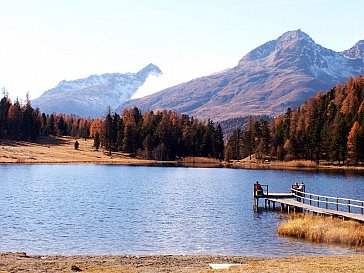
[
  {"left": 225, "top": 75, "right": 364, "bottom": 165},
  {"left": 0, "top": 93, "right": 224, "bottom": 161},
  {"left": 98, "top": 108, "right": 225, "bottom": 160},
  {"left": 1, "top": 74, "right": 363, "bottom": 165}
]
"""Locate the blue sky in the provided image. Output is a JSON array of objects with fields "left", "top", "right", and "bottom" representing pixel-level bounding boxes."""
[{"left": 0, "top": 0, "right": 363, "bottom": 100}]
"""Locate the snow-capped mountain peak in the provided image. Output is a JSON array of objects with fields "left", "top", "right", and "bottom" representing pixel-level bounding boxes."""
[
  {"left": 32, "top": 64, "right": 162, "bottom": 117},
  {"left": 136, "top": 63, "right": 162, "bottom": 81},
  {"left": 239, "top": 29, "right": 317, "bottom": 63},
  {"left": 277, "top": 29, "right": 313, "bottom": 46}
]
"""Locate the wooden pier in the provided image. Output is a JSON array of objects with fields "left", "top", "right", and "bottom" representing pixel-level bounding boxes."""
[{"left": 253, "top": 184, "right": 364, "bottom": 222}]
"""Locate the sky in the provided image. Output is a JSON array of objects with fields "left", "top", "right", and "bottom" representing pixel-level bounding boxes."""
[{"left": 0, "top": 0, "right": 363, "bottom": 101}]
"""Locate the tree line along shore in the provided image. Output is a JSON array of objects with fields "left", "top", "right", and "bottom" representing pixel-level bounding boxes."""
[
  {"left": 1, "top": 136, "right": 364, "bottom": 173},
  {"left": 0, "top": 75, "right": 363, "bottom": 166}
]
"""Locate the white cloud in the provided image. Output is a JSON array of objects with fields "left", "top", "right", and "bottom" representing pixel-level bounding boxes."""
[
  {"left": 132, "top": 73, "right": 168, "bottom": 99},
  {"left": 132, "top": 53, "right": 237, "bottom": 100}
]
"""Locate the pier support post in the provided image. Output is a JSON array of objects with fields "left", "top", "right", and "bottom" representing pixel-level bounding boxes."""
[{"left": 254, "top": 197, "right": 260, "bottom": 211}]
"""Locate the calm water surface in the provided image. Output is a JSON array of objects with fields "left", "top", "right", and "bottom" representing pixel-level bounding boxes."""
[{"left": 0, "top": 164, "right": 363, "bottom": 256}]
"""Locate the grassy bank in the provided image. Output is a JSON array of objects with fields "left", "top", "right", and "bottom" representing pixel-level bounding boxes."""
[
  {"left": 278, "top": 214, "right": 364, "bottom": 248},
  {"left": 1, "top": 136, "right": 363, "bottom": 172},
  {"left": 0, "top": 136, "right": 224, "bottom": 168}
]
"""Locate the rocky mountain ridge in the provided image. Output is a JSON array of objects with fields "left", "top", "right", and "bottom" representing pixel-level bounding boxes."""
[{"left": 119, "top": 30, "right": 364, "bottom": 121}]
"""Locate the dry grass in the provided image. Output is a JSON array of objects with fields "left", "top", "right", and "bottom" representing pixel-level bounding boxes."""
[
  {"left": 0, "top": 136, "right": 113, "bottom": 163},
  {"left": 278, "top": 214, "right": 364, "bottom": 247},
  {"left": 0, "top": 136, "right": 169, "bottom": 165},
  {"left": 231, "top": 159, "right": 319, "bottom": 171},
  {"left": 278, "top": 160, "right": 318, "bottom": 168},
  {"left": 1, "top": 137, "right": 363, "bottom": 173},
  {"left": 178, "top": 157, "right": 222, "bottom": 167},
  {"left": 180, "top": 157, "right": 220, "bottom": 164},
  {"left": 0, "top": 137, "right": 222, "bottom": 168}
]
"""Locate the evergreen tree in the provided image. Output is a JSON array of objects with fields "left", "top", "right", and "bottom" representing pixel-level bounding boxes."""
[
  {"left": 212, "top": 124, "right": 224, "bottom": 160},
  {"left": 21, "top": 93, "right": 39, "bottom": 142},
  {"left": 224, "top": 128, "right": 241, "bottom": 161},
  {"left": 7, "top": 99, "right": 22, "bottom": 136},
  {"left": 202, "top": 119, "right": 214, "bottom": 157},
  {"left": 57, "top": 115, "right": 66, "bottom": 136},
  {"left": 123, "top": 124, "right": 136, "bottom": 154},
  {"left": 0, "top": 92, "right": 11, "bottom": 137},
  {"left": 40, "top": 113, "right": 47, "bottom": 135},
  {"left": 47, "top": 114, "right": 56, "bottom": 135},
  {"left": 112, "top": 113, "right": 119, "bottom": 149},
  {"left": 116, "top": 117, "right": 124, "bottom": 151},
  {"left": 94, "top": 132, "right": 100, "bottom": 151},
  {"left": 104, "top": 110, "right": 113, "bottom": 156}
]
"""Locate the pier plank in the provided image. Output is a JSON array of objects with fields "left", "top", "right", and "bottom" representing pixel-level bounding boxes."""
[{"left": 266, "top": 198, "right": 364, "bottom": 222}]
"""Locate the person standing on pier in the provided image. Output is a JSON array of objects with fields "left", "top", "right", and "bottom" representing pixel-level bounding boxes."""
[{"left": 297, "top": 182, "right": 305, "bottom": 200}]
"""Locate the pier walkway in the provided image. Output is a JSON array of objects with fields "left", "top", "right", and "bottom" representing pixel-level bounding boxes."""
[{"left": 253, "top": 184, "right": 364, "bottom": 222}]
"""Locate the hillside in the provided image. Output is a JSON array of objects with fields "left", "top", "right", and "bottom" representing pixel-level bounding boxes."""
[{"left": 119, "top": 30, "right": 364, "bottom": 121}]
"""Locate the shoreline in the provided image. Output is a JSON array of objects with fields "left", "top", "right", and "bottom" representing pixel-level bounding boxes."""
[
  {"left": 1, "top": 252, "right": 363, "bottom": 273},
  {"left": 227, "top": 161, "right": 364, "bottom": 173},
  {"left": 1, "top": 136, "right": 364, "bottom": 173},
  {"left": 2, "top": 159, "right": 364, "bottom": 173}
]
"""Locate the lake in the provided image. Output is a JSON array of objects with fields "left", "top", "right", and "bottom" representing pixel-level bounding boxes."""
[{"left": 0, "top": 164, "right": 363, "bottom": 256}]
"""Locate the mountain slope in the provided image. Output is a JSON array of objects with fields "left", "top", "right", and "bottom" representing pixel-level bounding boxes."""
[
  {"left": 118, "top": 30, "right": 364, "bottom": 121},
  {"left": 33, "top": 64, "right": 162, "bottom": 117},
  {"left": 342, "top": 40, "right": 364, "bottom": 60}
]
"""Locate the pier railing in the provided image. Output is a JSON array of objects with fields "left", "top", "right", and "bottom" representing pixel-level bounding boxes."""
[{"left": 290, "top": 188, "right": 364, "bottom": 215}]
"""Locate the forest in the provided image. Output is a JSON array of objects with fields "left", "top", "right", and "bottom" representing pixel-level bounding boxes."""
[
  {"left": 90, "top": 108, "right": 224, "bottom": 160},
  {"left": 0, "top": 91, "right": 91, "bottom": 142},
  {"left": 0, "top": 74, "right": 363, "bottom": 165},
  {"left": 0, "top": 92, "right": 224, "bottom": 160},
  {"left": 225, "top": 75, "right": 364, "bottom": 165}
]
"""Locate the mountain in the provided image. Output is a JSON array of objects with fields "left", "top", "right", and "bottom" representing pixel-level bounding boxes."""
[
  {"left": 32, "top": 64, "right": 162, "bottom": 117},
  {"left": 342, "top": 40, "right": 364, "bottom": 60},
  {"left": 118, "top": 30, "right": 364, "bottom": 121}
]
